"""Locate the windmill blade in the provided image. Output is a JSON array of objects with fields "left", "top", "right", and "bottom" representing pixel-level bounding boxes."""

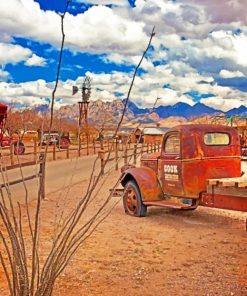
[{"left": 72, "top": 86, "right": 79, "bottom": 95}]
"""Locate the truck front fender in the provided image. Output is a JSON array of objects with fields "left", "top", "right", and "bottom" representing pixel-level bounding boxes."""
[{"left": 121, "top": 167, "right": 163, "bottom": 202}]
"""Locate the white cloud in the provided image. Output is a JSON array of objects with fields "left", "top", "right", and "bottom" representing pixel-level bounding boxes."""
[
  {"left": 25, "top": 54, "right": 46, "bottom": 67},
  {"left": 0, "top": 43, "right": 31, "bottom": 65},
  {"left": 65, "top": 6, "right": 147, "bottom": 54},
  {"left": 208, "top": 30, "right": 247, "bottom": 67},
  {"left": 0, "top": 0, "right": 61, "bottom": 44},
  {"left": 0, "top": 1, "right": 147, "bottom": 55},
  {"left": 0, "top": 79, "right": 73, "bottom": 107},
  {"left": 0, "top": 42, "right": 46, "bottom": 68},
  {"left": 0, "top": 69, "right": 10, "bottom": 81},
  {"left": 219, "top": 69, "right": 244, "bottom": 79},
  {"left": 103, "top": 53, "right": 154, "bottom": 71},
  {"left": 200, "top": 96, "right": 246, "bottom": 112},
  {"left": 182, "top": 0, "right": 246, "bottom": 23},
  {"left": 154, "top": 30, "right": 247, "bottom": 77}
]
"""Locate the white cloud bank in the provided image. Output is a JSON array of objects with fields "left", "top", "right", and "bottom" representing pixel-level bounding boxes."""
[
  {"left": 0, "top": 0, "right": 247, "bottom": 111},
  {"left": 1, "top": 63, "right": 247, "bottom": 112}
]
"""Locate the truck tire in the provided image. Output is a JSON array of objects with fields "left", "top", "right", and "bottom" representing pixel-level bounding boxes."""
[
  {"left": 13, "top": 141, "right": 25, "bottom": 155},
  {"left": 123, "top": 180, "right": 147, "bottom": 217}
]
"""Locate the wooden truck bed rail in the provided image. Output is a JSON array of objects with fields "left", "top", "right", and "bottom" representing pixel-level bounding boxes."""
[
  {"left": 208, "top": 177, "right": 247, "bottom": 188},
  {"left": 200, "top": 177, "right": 247, "bottom": 212}
]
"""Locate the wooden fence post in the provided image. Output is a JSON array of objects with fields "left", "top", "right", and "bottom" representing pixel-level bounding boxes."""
[
  {"left": 34, "top": 139, "right": 37, "bottom": 162},
  {"left": 124, "top": 145, "right": 128, "bottom": 165},
  {"left": 53, "top": 143, "right": 56, "bottom": 160},
  {"left": 100, "top": 139, "right": 104, "bottom": 150},
  {"left": 93, "top": 140, "right": 96, "bottom": 154},
  {"left": 78, "top": 137, "right": 81, "bottom": 157},
  {"left": 39, "top": 152, "right": 46, "bottom": 199},
  {"left": 98, "top": 149, "right": 105, "bottom": 175},
  {"left": 140, "top": 143, "right": 143, "bottom": 156},
  {"left": 66, "top": 144, "right": 70, "bottom": 159},
  {"left": 133, "top": 144, "right": 137, "bottom": 165},
  {"left": 115, "top": 140, "right": 118, "bottom": 171},
  {"left": 10, "top": 145, "right": 14, "bottom": 166},
  {"left": 86, "top": 137, "right": 89, "bottom": 156}
]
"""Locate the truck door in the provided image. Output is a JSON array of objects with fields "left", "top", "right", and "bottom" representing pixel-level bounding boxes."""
[{"left": 158, "top": 132, "right": 184, "bottom": 196}]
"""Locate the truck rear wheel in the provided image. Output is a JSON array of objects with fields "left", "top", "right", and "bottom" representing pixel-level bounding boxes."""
[{"left": 123, "top": 181, "right": 147, "bottom": 217}]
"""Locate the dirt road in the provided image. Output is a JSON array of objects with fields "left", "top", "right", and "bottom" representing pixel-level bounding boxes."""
[{"left": 0, "top": 152, "right": 121, "bottom": 204}]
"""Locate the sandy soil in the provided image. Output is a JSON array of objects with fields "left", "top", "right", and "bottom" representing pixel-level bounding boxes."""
[{"left": 0, "top": 169, "right": 247, "bottom": 296}]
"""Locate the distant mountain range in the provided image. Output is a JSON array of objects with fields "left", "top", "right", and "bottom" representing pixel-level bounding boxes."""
[
  {"left": 125, "top": 100, "right": 247, "bottom": 119},
  {"left": 32, "top": 100, "right": 247, "bottom": 126}
]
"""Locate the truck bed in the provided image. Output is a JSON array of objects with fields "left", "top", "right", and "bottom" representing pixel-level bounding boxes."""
[{"left": 200, "top": 177, "right": 247, "bottom": 212}]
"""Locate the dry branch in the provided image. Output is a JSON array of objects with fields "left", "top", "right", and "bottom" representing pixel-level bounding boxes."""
[{"left": 0, "top": 2, "right": 155, "bottom": 294}]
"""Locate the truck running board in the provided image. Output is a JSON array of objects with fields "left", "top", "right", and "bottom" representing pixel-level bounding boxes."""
[{"left": 143, "top": 200, "right": 197, "bottom": 210}]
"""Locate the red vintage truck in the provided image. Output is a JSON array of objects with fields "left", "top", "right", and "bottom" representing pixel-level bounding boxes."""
[{"left": 119, "top": 124, "right": 247, "bottom": 216}]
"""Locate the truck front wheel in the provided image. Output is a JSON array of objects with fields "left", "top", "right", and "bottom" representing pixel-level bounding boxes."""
[{"left": 123, "top": 181, "right": 147, "bottom": 217}]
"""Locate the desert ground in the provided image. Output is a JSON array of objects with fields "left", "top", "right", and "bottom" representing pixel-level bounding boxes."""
[{"left": 0, "top": 158, "right": 246, "bottom": 296}]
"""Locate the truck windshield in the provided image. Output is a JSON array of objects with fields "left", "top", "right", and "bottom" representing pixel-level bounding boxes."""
[{"left": 204, "top": 133, "right": 230, "bottom": 146}]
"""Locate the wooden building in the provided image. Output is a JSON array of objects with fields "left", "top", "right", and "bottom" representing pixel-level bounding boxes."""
[
  {"left": 142, "top": 127, "right": 164, "bottom": 143},
  {"left": 131, "top": 127, "right": 166, "bottom": 144}
]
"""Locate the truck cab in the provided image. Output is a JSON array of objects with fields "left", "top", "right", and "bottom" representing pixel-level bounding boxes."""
[{"left": 121, "top": 124, "right": 245, "bottom": 216}]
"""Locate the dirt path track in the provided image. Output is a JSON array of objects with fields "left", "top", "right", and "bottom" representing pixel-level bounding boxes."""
[{"left": 52, "top": 172, "right": 247, "bottom": 296}]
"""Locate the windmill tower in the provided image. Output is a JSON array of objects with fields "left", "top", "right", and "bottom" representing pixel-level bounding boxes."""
[{"left": 73, "top": 76, "right": 92, "bottom": 155}]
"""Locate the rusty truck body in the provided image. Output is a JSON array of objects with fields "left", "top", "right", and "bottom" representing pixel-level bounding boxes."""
[{"left": 120, "top": 124, "right": 247, "bottom": 216}]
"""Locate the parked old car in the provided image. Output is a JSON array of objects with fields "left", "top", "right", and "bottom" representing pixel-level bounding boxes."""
[{"left": 39, "top": 131, "right": 70, "bottom": 149}]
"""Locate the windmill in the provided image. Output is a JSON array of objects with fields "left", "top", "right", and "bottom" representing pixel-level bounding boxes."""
[{"left": 72, "top": 75, "right": 92, "bottom": 155}]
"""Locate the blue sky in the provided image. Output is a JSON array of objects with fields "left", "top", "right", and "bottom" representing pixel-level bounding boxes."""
[{"left": 0, "top": 0, "right": 246, "bottom": 111}]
